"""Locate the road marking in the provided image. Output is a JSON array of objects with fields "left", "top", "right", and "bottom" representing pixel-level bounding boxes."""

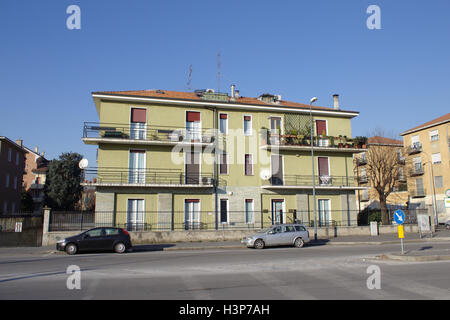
[{"left": 248, "top": 271, "right": 317, "bottom": 299}]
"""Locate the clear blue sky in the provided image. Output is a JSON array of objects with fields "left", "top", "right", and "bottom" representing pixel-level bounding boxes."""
[{"left": 1, "top": 0, "right": 449, "bottom": 166}]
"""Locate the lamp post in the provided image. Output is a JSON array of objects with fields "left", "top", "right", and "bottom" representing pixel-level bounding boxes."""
[
  {"left": 310, "top": 97, "right": 318, "bottom": 241},
  {"left": 422, "top": 158, "right": 438, "bottom": 227}
]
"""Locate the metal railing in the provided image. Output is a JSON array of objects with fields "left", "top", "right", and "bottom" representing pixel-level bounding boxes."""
[
  {"left": 83, "top": 122, "right": 221, "bottom": 144},
  {"left": 264, "top": 133, "right": 366, "bottom": 150},
  {"left": 263, "top": 175, "right": 356, "bottom": 187},
  {"left": 82, "top": 167, "right": 221, "bottom": 186},
  {"left": 46, "top": 208, "right": 429, "bottom": 232},
  {"left": 407, "top": 142, "right": 422, "bottom": 155}
]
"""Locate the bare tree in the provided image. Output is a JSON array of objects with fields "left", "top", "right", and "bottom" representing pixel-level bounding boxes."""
[{"left": 360, "top": 129, "right": 406, "bottom": 224}]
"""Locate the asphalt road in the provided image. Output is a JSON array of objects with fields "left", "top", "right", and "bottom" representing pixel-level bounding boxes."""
[{"left": 0, "top": 242, "right": 449, "bottom": 300}]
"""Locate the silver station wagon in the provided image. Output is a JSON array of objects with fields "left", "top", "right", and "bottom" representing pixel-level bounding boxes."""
[{"left": 241, "top": 224, "right": 310, "bottom": 249}]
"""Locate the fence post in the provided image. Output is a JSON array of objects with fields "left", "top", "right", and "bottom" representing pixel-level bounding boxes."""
[{"left": 42, "top": 207, "right": 51, "bottom": 246}]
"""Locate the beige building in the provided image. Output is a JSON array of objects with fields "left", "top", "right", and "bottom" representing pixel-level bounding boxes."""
[
  {"left": 354, "top": 136, "right": 408, "bottom": 211},
  {"left": 22, "top": 145, "right": 49, "bottom": 212},
  {"left": 400, "top": 113, "right": 450, "bottom": 224}
]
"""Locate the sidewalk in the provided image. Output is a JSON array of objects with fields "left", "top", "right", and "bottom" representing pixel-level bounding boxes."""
[{"left": 0, "top": 229, "right": 449, "bottom": 256}]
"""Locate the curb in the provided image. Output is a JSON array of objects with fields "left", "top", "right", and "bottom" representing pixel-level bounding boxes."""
[
  {"left": 376, "top": 253, "right": 450, "bottom": 262},
  {"left": 163, "top": 245, "right": 246, "bottom": 251}
]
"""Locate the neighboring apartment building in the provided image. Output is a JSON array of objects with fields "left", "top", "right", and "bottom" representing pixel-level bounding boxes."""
[
  {"left": 82, "top": 87, "right": 367, "bottom": 230},
  {"left": 0, "top": 137, "right": 27, "bottom": 214},
  {"left": 354, "top": 136, "right": 408, "bottom": 211},
  {"left": 22, "top": 145, "right": 49, "bottom": 212},
  {"left": 400, "top": 113, "right": 450, "bottom": 224}
]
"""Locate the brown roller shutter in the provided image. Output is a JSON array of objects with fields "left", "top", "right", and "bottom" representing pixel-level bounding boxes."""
[
  {"left": 131, "top": 108, "right": 147, "bottom": 123},
  {"left": 186, "top": 111, "right": 200, "bottom": 122}
]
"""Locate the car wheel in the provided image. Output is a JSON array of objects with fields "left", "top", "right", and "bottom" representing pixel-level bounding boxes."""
[
  {"left": 65, "top": 243, "right": 78, "bottom": 255},
  {"left": 254, "top": 239, "right": 265, "bottom": 249},
  {"left": 294, "top": 237, "right": 304, "bottom": 248},
  {"left": 446, "top": 224, "right": 450, "bottom": 230},
  {"left": 114, "top": 242, "right": 126, "bottom": 254}
]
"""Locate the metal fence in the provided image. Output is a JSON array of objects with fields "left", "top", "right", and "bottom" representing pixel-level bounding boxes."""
[{"left": 47, "top": 208, "right": 428, "bottom": 232}]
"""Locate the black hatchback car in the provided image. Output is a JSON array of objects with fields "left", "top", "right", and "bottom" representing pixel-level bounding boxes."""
[{"left": 56, "top": 227, "right": 132, "bottom": 255}]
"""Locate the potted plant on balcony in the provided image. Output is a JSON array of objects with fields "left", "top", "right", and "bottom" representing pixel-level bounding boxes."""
[{"left": 354, "top": 136, "right": 368, "bottom": 149}]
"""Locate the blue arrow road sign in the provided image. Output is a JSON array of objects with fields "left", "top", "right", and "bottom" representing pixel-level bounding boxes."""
[{"left": 394, "top": 210, "right": 405, "bottom": 225}]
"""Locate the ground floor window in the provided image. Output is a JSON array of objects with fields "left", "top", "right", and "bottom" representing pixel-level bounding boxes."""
[
  {"left": 245, "top": 199, "right": 254, "bottom": 224},
  {"left": 220, "top": 199, "right": 228, "bottom": 223},
  {"left": 318, "top": 199, "right": 331, "bottom": 226},
  {"left": 184, "top": 199, "right": 200, "bottom": 229},
  {"left": 271, "top": 199, "right": 284, "bottom": 224},
  {"left": 127, "top": 199, "right": 145, "bottom": 231}
]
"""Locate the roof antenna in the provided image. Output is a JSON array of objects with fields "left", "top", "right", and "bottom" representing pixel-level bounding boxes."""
[
  {"left": 187, "top": 64, "right": 192, "bottom": 91},
  {"left": 217, "top": 51, "right": 221, "bottom": 93}
]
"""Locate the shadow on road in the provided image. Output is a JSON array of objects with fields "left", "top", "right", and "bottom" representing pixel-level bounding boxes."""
[{"left": 129, "top": 244, "right": 175, "bottom": 253}]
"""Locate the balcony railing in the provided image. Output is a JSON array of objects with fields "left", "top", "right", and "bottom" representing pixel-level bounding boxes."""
[
  {"left": 407, "top": 142, "right": 422, "bottom": 155},
  {"left": 409, "top": 167, "right": 424, "bottom": 176},
  {"left": 262, "top": 132, "right": 366, "bottom": 150},
  {"left": 357, "top": 175, "right": 369, "bottom": 184},
  {"left": 397, "top": 156, "right": 406, "bottom": 165},
  {"left": 410, "top": 188, "right": 426, "bottom": 198},
  {"left": 83, "top": 122, "right": 219, "bottom": 145},
  {"left": 81, "top": 167, "right": 221, "bottom": 187},
  {"left": 262, "top": 175, "right": 356, "bottom": 188}
]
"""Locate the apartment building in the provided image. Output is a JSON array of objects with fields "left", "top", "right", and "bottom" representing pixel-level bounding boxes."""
[
  {"left": 354, "top": 136, "right": 408, "bottom": 211},
  {"left": 82, "top": 87, "right": 367, "bottom": 230},
  {"left": 0, "top": 137, "right": 27, "bottom": 214},
  {"left": 400, "top": 113, "right": 450, "bottom": 224},
  {"left": 22, "top": 145, "right": 49, "bottom": 212}
]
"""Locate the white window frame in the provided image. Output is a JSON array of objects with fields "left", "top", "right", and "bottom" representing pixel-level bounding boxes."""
[
  {"left": 432, "top": 153, "right": 441, "bottom": 164},
  {"left": 243, "top": 115, "right": 252, "bottom": 136},
  {"left": 245, "top": 199, "right": 255, "bottom": 224},
  {"left": 219, "top": 113, "right": 228, "bottom": 135},
  {"left": 429, "top": 130, "right": 439, "bottom": 142}
]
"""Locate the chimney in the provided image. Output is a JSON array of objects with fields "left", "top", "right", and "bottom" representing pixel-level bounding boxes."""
[
  {"left": 333, "top": 94, "right": 340, "bottom": 110},
  {"left": 40, "top": 152, "right": 45, "bottom": 157},
  {"left": 235, "top": 90, "right": 240, "bottom": 98},
  {"left": 230, "top": 84, "right": 236, "bottom": 98},
  {"left": 35, "top": 146, "right": 38, "bottom": 154},
  {"left": 15, "top": 139, "right": 23, "bottom": 147}
]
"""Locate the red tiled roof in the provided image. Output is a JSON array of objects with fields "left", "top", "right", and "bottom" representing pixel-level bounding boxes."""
[
  {"left": 92, "top": 89, "right": 358, "bottom": 114},
  {"left": 368, "top": 136, "right": 403, "bottom": 146},
  {"left": 401, "top": 113, "right": 450, "bottom": 135}
]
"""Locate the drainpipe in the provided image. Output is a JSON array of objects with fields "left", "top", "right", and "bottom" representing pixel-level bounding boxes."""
[{"left": 213, "top": 107, "right": 219, "bottom": 230}]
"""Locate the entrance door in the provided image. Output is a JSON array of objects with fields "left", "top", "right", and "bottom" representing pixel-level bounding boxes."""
[
  {"left": 184, "top": 200, "right": 200, "bottom": 229},
  {"left": 271, "top": 155, "right": 283, "bottom": 185},
  {"left": 129, "top": 150, "right": 146, "bottom": 184},
  {"left": 185, "top": 151, "right": 200, "bottom": 184},
  {"left": 272, "top": 200, "right": 284, "bottom": 224},
  {"left": 318, "top": 199, "right": 331, "bottom": 227},
  {"left": 127, "top": 199, "right": 145, "bottom": 231}
]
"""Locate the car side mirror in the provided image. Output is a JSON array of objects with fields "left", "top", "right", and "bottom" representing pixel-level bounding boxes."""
[{"left": 268, "top": 230, "right": 275, "bottom": 235}]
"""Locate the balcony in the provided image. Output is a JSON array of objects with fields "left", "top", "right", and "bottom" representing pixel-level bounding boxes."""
[
  {"left": 261, "top": 132, "right": 367, "bottom": 153},
  {"left": 81, "top": 167, "right": 220, "bottom": 188},
  {"left": 397, "top": 156, "right": 406, "bottom": 165},
  {"left": 30, "top": 183, "right": 44, "bottom": 190},
  {"left": 357, "top": 175, "right": 369, "bottom": 184},
  {"left": 396, "top": 174, "right": 407, "bottom": 182},
  {"left": 409, "top": 167, "right": 424, "bottom": 177},
  {"left": 410, "top": 188, "right": 426, "bottom": 198},
  {"left": 82, "top": 122, "right": 221, "bottom": 147},
  {"left": 407, "top": 142, "right": 422, "bottom": 155},
  {"left": 261, "top": 175, "right": 362, "bottom": 190}
]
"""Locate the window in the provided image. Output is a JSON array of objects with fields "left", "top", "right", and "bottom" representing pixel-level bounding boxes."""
[
  {"left": 184, "top": 199, "right": 201, "bottom": 230},
  {"left": 220, "top": 199, "right": 228, "bottom": 223},
  {"left": 434, "top": 176, "right": 444, "bottom": 189},
  {"left": 318, "top": 199, "right": 331, "bottom": 226},
  {"left": 219, "top": 113, "right": 228, "bottom": 134},
  {"left": 243, "top": 115, "right": 252, "bottom": 135},
  {"left": 8, "top": 148, "right": 12, "bottom": 162},
  {"left": 15, "top": 152, "right": 19, "bottom": 165},
  {"left": 85, "top": 228, "right": 103, "bottom": 237},
  {"left": 284, "top": 226, "right": 296, "bottom": 232},
  {"left": 129, "top": 150, "right": 146, "bottom": 184},
  {"left": 245, "top": 199, "right": 254, "bottom": 224},
  {"left": 186, "top": 111, "right": 201, "bottom": 141},
  {"left": 429, "top": 130, "right": 439, "bottom": 141},
  {"left": 432, "top": 153, "right": 441, "bottom": 164},
  {"left": 416, "top": 178, "right": 424, "bottom": 195},
  {"left": 361, "top": 189, "right": 369, "bottom": 201},
  {"left": 5, "top": 174, "right": 10, "bottom": 188},
  {"left": 413, "top": 157, "right": 422, "bottom": 172},
  {"left": 130, "top": 108, "right": 147, "bottom": 140},
  {"left": 127, "top": 199, "right": 145, "bottom": 231},
  {"left": 105, "top": 228, "right": 120, "bottom": 235},
  {"left": 13, "top": 176, "right": 17, "bottom": 190},
  {"left": 11, "top": 202, "right": 15, "bottom": 214},
  {"left": 294, "top": 225, "right": 307, "bottom": 232},
  {"left": 219, "top": 152, "right": 228, "bottom": 174},
  {"left": 244, "top": 154, "right": 253, "bottom": 176},
  {"left": 2, "top": 201, "right": 6, "bottom": 213}
]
